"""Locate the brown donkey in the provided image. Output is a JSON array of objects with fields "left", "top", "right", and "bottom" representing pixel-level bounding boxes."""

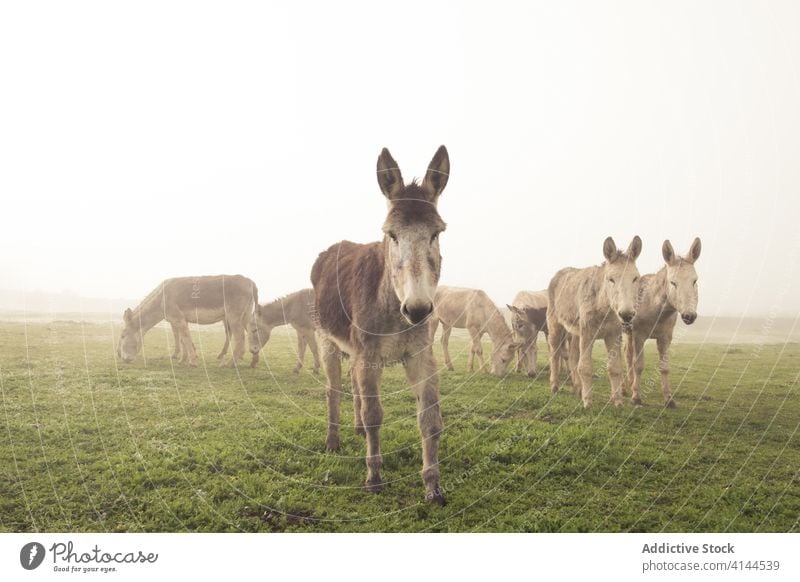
[
  {"left": 117, "top": 275, "right": 258, "bottom": 367},
  {"left": 547, "top": 237, "right": 642, "bottom": 408},
  {"left": 624, "top": 238, "right": 701, "bottom": 408},
  {"left": 311, "top": 146, "right": 450, "bottom": 504}
]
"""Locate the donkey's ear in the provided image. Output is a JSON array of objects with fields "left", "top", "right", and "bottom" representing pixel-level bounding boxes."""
[
  {"left": 688, "top": 237, "right": 702, "bottom": 263},
  {"left": 627, "top": 235, "right": 642, "bottom": 260},
  {"left": 662, "top": 240, "right": 676, "bottom": 265},
  {"left": 123, "top": 308, "right": 133, "bottom": 324},
  {"left": 507, "top": 304, "right": 521, "bottom": 316},
  {"left": 376, "top": 148, "right": 404, "bottom": 200},
  {"left": 603, "top": 237, "right": 618, "bottom": 261},
  {"left": 422, "top": 145, "right": 450, "bottom": 201}
]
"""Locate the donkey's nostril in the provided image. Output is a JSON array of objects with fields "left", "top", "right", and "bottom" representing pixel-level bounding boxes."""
[
  {"left": 682, "top": 313, "right": 697, "bottom": 325},
  {"left": 619, "top": 311, "right": 635, "bottom": 323}
]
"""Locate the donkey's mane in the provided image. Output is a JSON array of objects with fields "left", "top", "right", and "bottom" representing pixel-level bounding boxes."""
[{"left": 132, "top": 280, "right": 167, "bottom": 316}]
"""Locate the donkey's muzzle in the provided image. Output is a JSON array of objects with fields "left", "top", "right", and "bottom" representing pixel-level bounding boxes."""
[
  {"left": 682, "top": 312, "right": 697, "bottom": 325},
  {"left": 401, "top": 302, "right": 433, "bottom": 325},
  {"left": 619, "top": 310, "right": 636, "bottom": 324}
]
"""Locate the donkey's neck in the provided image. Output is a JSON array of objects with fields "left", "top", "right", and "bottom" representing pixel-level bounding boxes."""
[
  {"left": 132, "top": 292, "right": 165, "bottom": 333},
  {"left": 260, "top": 301, "right": 289, "bottom": 327},
  {"left": 486, "top": 308, "right": 512, "bottom": 343},
  {"left": 643, "top": 267, "right": 676, "bottom": 319}
]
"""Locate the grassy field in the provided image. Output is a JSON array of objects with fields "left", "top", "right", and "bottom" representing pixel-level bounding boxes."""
[{"left": 0, "top": 318, "right": 798, "bottom": 532}]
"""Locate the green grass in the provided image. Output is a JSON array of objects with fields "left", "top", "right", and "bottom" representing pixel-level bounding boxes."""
[{"left": 0, "top": 319, "right": 798, "bottom": 532}]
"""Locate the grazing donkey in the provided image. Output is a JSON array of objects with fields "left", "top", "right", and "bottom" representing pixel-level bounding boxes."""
[
  {"left": 507, "top": 289, "right": 548, "bottom": 376},
  {"left": 311, "top": 146, "right": 450, "bottom": 504},
  {"left": 547, "top": 237, "right": 642, "bottom": 408},
  {"left": 430, "top": 286, "right": 520, "bottom": 376},
  {"left": 117, "top": 275, "right": 258, "bottom": 367},
  {"left": 624, "top": 238, "right": 702, "bottom": 408},
  {"left": 247, "top": 288, "right": 320, "bottom": 373}
]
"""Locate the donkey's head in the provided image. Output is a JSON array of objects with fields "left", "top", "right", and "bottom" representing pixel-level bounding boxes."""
[
  {"left": 507, "top": 305, "right": 531, "bottom": 338},
  {"left": 248, "top": 305, "right": 274, "bottom": 355},
  {"left": 601, "top": 236, "right": 643, "bottom": 324},
  {"left": 491, "top": 336, "right": 521, "bottom": 376},
  {"left": 662, "top": 237, "right": 701, "bottom": 325},
  {"left": 117, "top": 308, "right": 142, "bottom": 363},
  {"left": 377, "top": 146, "right": 450, "bottom": 325}
]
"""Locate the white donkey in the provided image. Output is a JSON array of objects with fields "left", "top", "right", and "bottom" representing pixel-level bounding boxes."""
[
  {"left": 547, "top": 236, "right": 642, "bottom": 408},
  {"left": 625, "top": 238, "right": 702, "bottom": 408},
  {"left": 430, "top": 286, "right": 520, "bottom": 376}
]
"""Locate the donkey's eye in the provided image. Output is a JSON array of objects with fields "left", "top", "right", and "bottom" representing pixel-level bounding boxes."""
[
  {"left": 388, "top": 232, "right": 398, "bottom": 242},
  {"left": 609, "top": 278, "right": 615, "bottom": 284},
  {"left": 430, "top": 233, "right": 439, "bottom": 244},
  {"left": 633, "top": 277, "right": 639, "bottom": 283},
  {"left": 693, "top": 280, "right": 698, "bottom": 286},
  {"left": 670, "top": 281, "right": 677, "bottom": 287}
]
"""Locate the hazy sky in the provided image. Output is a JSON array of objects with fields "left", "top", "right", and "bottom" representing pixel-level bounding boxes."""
[{"left": 1, "top": 1, "right": 799, "bottom": 317}]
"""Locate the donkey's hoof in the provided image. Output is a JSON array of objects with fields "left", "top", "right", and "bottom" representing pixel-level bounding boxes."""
[
  {"left": 325, "top": 435, "right": 340, "bottom": 452},
  {"left": 446, "top": 365, "right": 454, "bottom": 372},
  {"left": 354, "top": 426, "right": 366, "bottom": 437},
  {"left": 665, "top": 399, "right": 677, "bottom": 409},
  {"left": 313, "top": 368, "right": 320, "bottom": 375},
  {"left": 527, "top": 371, "right": 537, "bottom": 378},
  {"left": 426, "top": 488, "right": 446, "bottom": 506},
  {"left": 582, "top": 400, "right": 593, "bottom": 409},
  {"left": 292, "top": 368, "right": 301, "bottom": 375},
  {"left": 612, "top": 399, "right": 624, "bottom": 408},
  {"left": 550, "top": 385, "right": 559, "bottom": 394},
  {"left": 364, "top": 477, "right": 384, "bottom": 493},
  {"left": 632, "top": 396, "right": 642, "bottom": 406}
]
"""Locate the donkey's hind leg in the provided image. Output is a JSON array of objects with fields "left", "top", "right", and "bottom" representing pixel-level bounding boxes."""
[
  {"left": 548, "top": 320, "right": 566, "bottom": 394},
  {"left": 306, "top": 331, "right": 321, "bottom": 374},
  {"left": 292, "top": 331, "right": 306, "bottom": 374},
  {"left": 321, "top": 338, "right": 343, "bottom": 451},
  {"left": 169, "top": 322, "right": 182, "bottom": 360}
]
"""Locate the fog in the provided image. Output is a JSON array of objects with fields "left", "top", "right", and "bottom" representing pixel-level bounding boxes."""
[{"left": 1, "top": 1, "right": 799, "bottom": 318}]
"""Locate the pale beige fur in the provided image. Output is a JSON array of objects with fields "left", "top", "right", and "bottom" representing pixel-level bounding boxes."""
[
  {"left": 248, "top": 288, "right": 320, "bottom": 374},
  {"left": 624, "top": 238, "right": 701, "bottom": 408},
  {"left": 430, "top": 286, "right": 520, "bottom": 376},
  {"left": 117, "top": 275, "right": 257, "bottom": 367},
  {"left": 547, "top": 237, "right": 642, "bottom": 408}
]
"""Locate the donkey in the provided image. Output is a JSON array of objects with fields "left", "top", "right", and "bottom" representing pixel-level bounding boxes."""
[
  {"left": 311, "top": 146, "right": 450, "bottom": 504},
  {"left": 624, "top": 238, "right": 702, "bottom": 408},
  {"left": 117, "top": 275, "right": 258, "bottom": 367},
  {"left": 247, "top": 288, "right": 320, "bottom": 373},
  {"left": 507, "top": 289, "right": 548, "bottom": 376},
  {"left": 547, "top": 236, "right": 642, "bottom": 408},
  {"left": 429, "top": 286, "right": 520, "bottom": 376}
]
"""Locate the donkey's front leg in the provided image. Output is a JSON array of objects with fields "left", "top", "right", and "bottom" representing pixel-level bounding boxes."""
[
  {"left": 657, "top": 335, "right": 676, "bottom": 408},
  {"left": 350, "top": 365, "right": 365, "bottom": 437},
  {"left": 405, "top": 349, "right": 445, "bottom": 505},
  {"left": 628, "top": 334, "right": 645, "bottom": 405},
  {"left": 604, "top": 333, "right": 624, "bottom": 407},
  {"left": 577, "top": 330, "right": 595, "bottom": 408},
  {"left": 320, "top": 338, "right": 343, "bottom": 451},
  {"left": 354, "top": 356, "right": 384, "bottom": 491},
  {"left": 293, "top": 332, "right": 306, "bottom": 374}
]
